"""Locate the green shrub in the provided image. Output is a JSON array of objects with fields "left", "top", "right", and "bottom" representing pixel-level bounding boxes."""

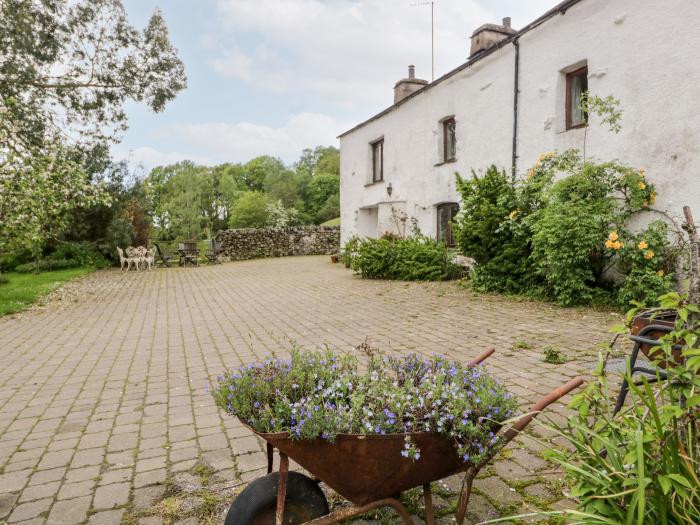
[
  {"left": 349, "top": 237, "right": 462, "bottom": 281},
  {"left": 453, "top": 165, "right": 536, "bottom": 294},
  {"left": 15, "top": 259, "right": 76, "bottom": 273},
  {"left": 51, "top": 242, "right": 110, "bottom": 269},
  {"left": 340, "top": 236, "right": 361, "bottom": 268},
  {"left": 453, "top": 151, "right": 675, "bottom": 307},
  {"left": 544, "top": 294, "right": 700, "bottom": 524}
]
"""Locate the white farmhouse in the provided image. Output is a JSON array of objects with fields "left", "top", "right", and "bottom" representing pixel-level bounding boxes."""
[{"left": 339, "top": 0, "right": 700, "bottom": 246}]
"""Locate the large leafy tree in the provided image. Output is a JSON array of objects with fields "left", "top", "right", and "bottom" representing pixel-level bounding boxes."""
[{"left": 0, "top": 0, "right": 186, "bottom": 256}]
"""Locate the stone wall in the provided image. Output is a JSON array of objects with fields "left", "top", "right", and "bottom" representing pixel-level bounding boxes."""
[{"left": 218, "top": 226, "right": 340, "bottom": 261}]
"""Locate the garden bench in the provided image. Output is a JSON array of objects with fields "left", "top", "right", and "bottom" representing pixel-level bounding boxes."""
[
  {"left": 205, "top": 240, "right": 222, "bottom": 264},
  {"left": 178, "top": 241, "right": 199, "bottom": 267},
  {"left": 154, "top": 243, "right": 175, "bottom": 268}
]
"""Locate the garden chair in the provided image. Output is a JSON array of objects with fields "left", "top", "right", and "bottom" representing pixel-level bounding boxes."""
[
  {"left": 154, "top": 243, "right": 175, "bottom": 268},
  {"left": 205, "top": 239, "right": 222, "bottom": 264},
  {"left": 116, "top": 247, "right": 135, "bottom": 271},
  {"left": 124, "top": 246, "right": 139, "bottom": 271},
  {"left": 143, "top": 248, "right": 155, "bottom": 271},
  {"left": 612, "top": 317, "right": 680, "bottom": 415},
  {"left": 178, "top": 241, "right": 199, "bottom": 267},
  {"left": 135, "top": 246, "right": 147, "bottom": 270}
]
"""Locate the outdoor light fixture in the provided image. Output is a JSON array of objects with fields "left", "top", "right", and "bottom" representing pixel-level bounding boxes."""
[{"left": 387, "top": 182, "right": 393, "bottom": 197}]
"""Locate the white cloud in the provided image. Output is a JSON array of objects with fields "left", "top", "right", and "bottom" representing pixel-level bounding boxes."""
[
  {"left": 112, "top": 146, "right": 213, "bottom": 173},
  {"left": 115, "top": 112, "right": 349, "bottom": 172},
  {"left": 208, "top": 0, "right": 562, "bottom": 109},
  {"left": 209, "top": 0, "right": 495, "bottom": 108}
]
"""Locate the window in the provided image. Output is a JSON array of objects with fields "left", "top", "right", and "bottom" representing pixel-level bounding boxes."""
[
  {"left": 442, "top": 117, "right": 456, "bottom": 162},
  {"left": 437, "top": 203, "right": 459, "bottom": 246},
  {"left": 371, "top": 139, "right": 384, "bottom": 182},
  {"left": 566, "top": 66, "right": 588, "bottom": 129}
]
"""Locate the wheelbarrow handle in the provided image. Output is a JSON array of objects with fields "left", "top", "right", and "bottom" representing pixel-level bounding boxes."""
[
  {"left": 501, "top": 376, "right": 584, "bottom": 443},
  {"left": 468, "top": 348, "right": 495, "bottom": 367}
]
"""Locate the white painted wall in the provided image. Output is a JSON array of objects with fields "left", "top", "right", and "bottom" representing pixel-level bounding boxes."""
[{"left": 340, "top": 0, "right": 700, "bottom": 245}]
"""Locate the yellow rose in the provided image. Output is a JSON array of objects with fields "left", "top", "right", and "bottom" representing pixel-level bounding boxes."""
[
  {"left": 639, "top": 168, "right": 645, "bottom": 177},
  {"left": 657, "top": 270, "right": 664, "bottom": 277},
  {"left": 644, "top": 250, "right": 654, "bottom": 260},
  {"left": 608, "top": 231, "right": 619, "bottom": 241},
  {"left": 527, "top": 169, "right": 535, "bottom": 180},
  {"left": 509, "top": 210, "right": 519, "bottom": 220},
  {"left": 614, "top": 241, "right": 623, "bottom": 250},
  {"left": 638, "top": 182, "right": 646, "bottom": 190},
  {"left": 605, "top": 239, "right": 614, "bottom": 249},
  {"left": 650, "top": 193, "right": 656, "bottom": 205},
  {"left": 638, "top": 241, "right": 648, "bottom": 250}
]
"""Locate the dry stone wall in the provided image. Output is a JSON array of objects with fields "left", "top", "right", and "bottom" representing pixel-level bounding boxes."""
[{"left": 218, "top": 226, "right": 340, "bottom": 261}]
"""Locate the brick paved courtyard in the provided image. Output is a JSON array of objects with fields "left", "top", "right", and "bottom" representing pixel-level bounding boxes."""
[{"left": 0, "top": 256, "right": 622, "bottom": 524}]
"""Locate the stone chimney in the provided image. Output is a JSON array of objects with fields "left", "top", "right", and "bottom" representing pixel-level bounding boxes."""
[
  {"left": 394, "top": 65, "right": 428, "bottom": 104},
  {"left": 469, "top": 17, "right": 516, "bottom": 58}
]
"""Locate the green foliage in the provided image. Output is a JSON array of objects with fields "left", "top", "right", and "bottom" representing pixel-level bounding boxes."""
[
  {"left": 454, "top": 150, "right": 674, "bottom": 306},
  {"left": 544, "top": 295, "right": 700, "bottom": 525},
  {"left": 452, "top": 165, "right": 540, "bottom": 294},
  {"left": 0, "top": 267, "right": 94, "bottom": 316},
  {"left": 14, "top": 242, "right": 110, "bottom": 273},
  {"left": 0, "top": 0, "right": 185, "bottom": 255},
  {"left": 542, "top": 346, "right": 566, "bottom": 364},
  {"left": 228, "top": 191, "right": 271, "bottom": 229},
  {"left": 213, "top": 348, "right": 518, "bottom": 464},
  {"left": 340, "top": 235, "right": 361, "bottom": 268},
  {"left": 307, "top": 172, "right": 340, "bottom": 223},
  {"left": 266, "top": 200, "right": 301, "bottom": 228},
  {"left": 348, "top": 237, "right": 462, "bottom": 281}
]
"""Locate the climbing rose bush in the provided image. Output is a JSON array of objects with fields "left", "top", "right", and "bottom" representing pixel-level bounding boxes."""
[{"left": 213, "top": 349, "right": 518, "bottom": 463}]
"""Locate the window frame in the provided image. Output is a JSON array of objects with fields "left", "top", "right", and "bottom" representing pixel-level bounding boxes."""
[
  {"left": 565, "top": 66, "right": 589, "bottom": 130},
  {"left": 442, "top": 117, "right": 457, "bottom": 162},
  {"left": 371, "top": 138, "right": 384, "bottom": 183},
  {"left": 436, "top": 202, "right": 459, "bottom": 247}
]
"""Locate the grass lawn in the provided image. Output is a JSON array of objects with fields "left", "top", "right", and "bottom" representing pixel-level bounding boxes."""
[
  {"left": 0, "top": 267, "right": 94, "bottom": 316},
  {"left": 321, "top": 217, "right": 340, "bottom": 226}
]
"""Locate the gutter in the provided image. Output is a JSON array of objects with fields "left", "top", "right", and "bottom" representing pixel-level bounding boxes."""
[{"left": 338, "top": 0, "right": 586, "bottom": 139}]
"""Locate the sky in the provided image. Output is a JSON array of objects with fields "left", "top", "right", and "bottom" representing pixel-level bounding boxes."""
[{"left": 116, "top": 0, "right": 563, "bottom": 172}]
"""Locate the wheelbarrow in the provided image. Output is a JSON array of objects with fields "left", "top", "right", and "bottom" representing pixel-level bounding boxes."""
[{"left": 225, "top": 349, "right": 584, "bottom": 525}]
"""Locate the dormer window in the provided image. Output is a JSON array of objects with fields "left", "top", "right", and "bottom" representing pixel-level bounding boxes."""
[
  {"left": 566, "top": 66, "right": 588, "bottom": 129},
  {"left": 442, "top": 117, "right": 456, "bottom": 162}
]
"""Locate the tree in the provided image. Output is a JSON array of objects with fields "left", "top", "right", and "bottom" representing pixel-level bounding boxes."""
[
  {"left": 229, "top": 192, "right": 271, "bottom": 229},
  {"left": 0, "top": 0, "right": 186, "bottom": 257},
  {"left": 307, "top": 172, "right": 340, "bottom": 222}
]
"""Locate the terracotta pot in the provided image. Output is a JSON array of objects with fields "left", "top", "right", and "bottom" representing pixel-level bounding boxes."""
[{"left": 330, "top": 254, "right": 339, "bottom": 263}]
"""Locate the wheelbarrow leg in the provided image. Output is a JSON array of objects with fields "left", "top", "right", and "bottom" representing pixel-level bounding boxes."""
[
  {"left": 267, "top": 442, "right": 274, "bottom": 474},
  {"left": 423, "top": 483, "right": 435, "bottom": 525},
  {"left": 276, "top": 453, "right": 289, "bottom": 525},
  {"left": 455, "top": 469, "right": 476, "bottom": 525}
]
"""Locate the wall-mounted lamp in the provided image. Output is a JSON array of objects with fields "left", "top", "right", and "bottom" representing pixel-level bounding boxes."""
[{"left": 386, "top": 182, "right": 393, "bottom": 198}]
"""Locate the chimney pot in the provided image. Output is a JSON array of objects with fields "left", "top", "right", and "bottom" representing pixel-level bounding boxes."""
[
  {"left": 502, "top": 17, "right": 511, "bottom": 28},
  {"left": 393, "top": 65, "right": 428, "bottom": 103}
]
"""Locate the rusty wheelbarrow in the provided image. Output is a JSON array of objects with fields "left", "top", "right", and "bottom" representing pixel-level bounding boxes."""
[{"left": 225, "top": 349, "right": 584, "bottom": 525}]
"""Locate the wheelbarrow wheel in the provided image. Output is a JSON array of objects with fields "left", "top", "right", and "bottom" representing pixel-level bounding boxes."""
[{"left": 225, "top": 471, "right": 329, "bottom": 525}]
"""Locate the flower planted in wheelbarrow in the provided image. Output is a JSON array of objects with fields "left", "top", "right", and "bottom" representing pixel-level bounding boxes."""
[{"left": 213, "top": 348, "right": 518, "bottom": 464}]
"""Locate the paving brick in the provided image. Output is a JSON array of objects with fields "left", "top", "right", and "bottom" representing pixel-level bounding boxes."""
[
  {"left": 88, "top": 509, "right": 125, "bottom": 525},
  {"left": 92, "top": 482, "right": 131, "bottom": 509},
  {"left": 7, "top": 498, "right": 52, "bottom": 523},
  {"left": 46, "top": 495, "right": 91, "bottom": 524},
  {"left": 56, "top": 480, "right": 94, "bottom": 500},
  {"left": 0, "top": 256, "right": 618, "bottom": 519},
  {"left": 18, "top": 481, "right": 61, "bottom": 503}
]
